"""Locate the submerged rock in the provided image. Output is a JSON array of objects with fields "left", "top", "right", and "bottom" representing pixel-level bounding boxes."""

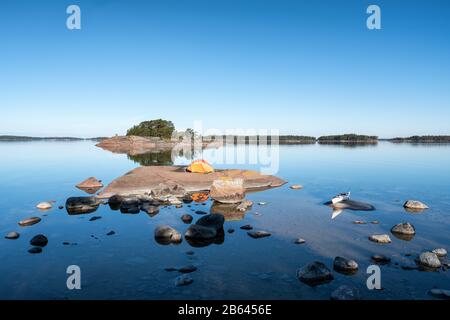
[
  {"left": 247, "top": 231, "right": 271, "bottom": 239},
  {"left": 297, "top": 261, "right": 334, "bottom": 287},
  {"left": 154, "top": 225, "right": 182, "bottom": 245},
  {"left": 28, "top": 247, "right": 42, "bottom": 254},
  {"left": 18, "top": 217, "right": 41, "bottom": 227},
  {"left": 106, "top": 231, "right": 116, "bottom": 236},
  {"left": 89, "top": 216, "right": 102, "bottom": 221},
  {"left": 418, "top": 252, "right": 441, "bottom": 268},
  {"left": 369, "top": 234, "right": 392, "bottom": 244},
  {"left": 178, "top": 265, "right": 197, "bottom": 273},
  {"left": 403, "top": 200, "right": 429, "bottom": 212},
  {"left": 30, "top": 234, "right": 48, "bottom": 247},
  {"left": 432, "top": 248, "right": 447, "bottom": 257},
  {"left": 36, "top": 202, "right": 52, "bottom": 210},
  {"left": 5, "top": 232, "right": 20, "bottom": 240},
  {"left": 240, "top": 225, "right": 253, "bottom": 230},
  {"left": 333, "top": 257, "right": 358, "bottom": 274},
  {"left": 328, "top": 200, "right": 375, "bottom": 211},
  {"left": 174, "top": 274, "right": 193, "bottom": 287},
  {"left": 227, "top": 228, "right": 235, "bottom": 234},
  {"left": 331, "top": 285, "right": 361, "bottom": 300},
  {"left": 181, "top": 214, "right": 193, "bottom": 224},
  {"left": 210, "top": 178, "right": 245, "bottom": 204},
  {"left": 66, "top": 197, "right": 99, "bottom": 215}
]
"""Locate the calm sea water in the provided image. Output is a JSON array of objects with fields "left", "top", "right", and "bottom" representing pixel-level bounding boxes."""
[{"left": 0, "top": 141, "right": 449, "bottom": 299}]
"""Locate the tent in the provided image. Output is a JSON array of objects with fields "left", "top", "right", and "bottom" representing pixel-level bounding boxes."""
[{"left": 186, "top": 159, "right": 214, "bottom": 174}]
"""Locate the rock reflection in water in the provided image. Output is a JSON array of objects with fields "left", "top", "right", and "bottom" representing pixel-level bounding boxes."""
[{"left": 210, "top": 201, "right": 246, "bottom": 221}]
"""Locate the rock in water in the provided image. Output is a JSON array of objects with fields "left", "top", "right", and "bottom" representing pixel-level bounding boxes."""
[
  {"left": 294, "top": 238, "right": 306, "bottom": 244},
  {"left": 418, "top": 252, "right": 441, "bottom": 268},
  {"left": 178, "top": 265, "right": 197, "bottom": 273},
  {"left": 5, "top": 232, "right": 20, "bottom": 240},
  {"left": 240, "top": 225, "right": 253, "bottom": 230},
  {"left": 329, "top": 200, "right": 375, "bottom": 211},
  {"left": 432, "top": 248, "right": 447, "bottom": 257},
  {"left": 247, "top": 231, "right": 271, "bottom": 239},
  {"left": 28, "top": 247, "right": 43, "bottom": 254},
  {"left": 227, "top": 228, "right": 235, "bottom": 234},
  {"left": 333, "top": 257, "right": 358, "bottom": 274},
  {"left": 181, "top": 214, "right": 193, "bottom": 224},
  {"left": 369, "top": 234, "right": 392, "bottom": 244},
  {"left": 119, "top": 197, "right": 141, "bottom": 214},
  {"left": 297, "top": 261, "right": 334, "bottom": 287},
  {"left": 403, "top": 200, "right": 429, "bottom": 211},
  {"left": 154, "top": 225, "right": 182, "bottom": 245},
  {"left": 141, "top": 203, "right": 159, "bottom": 216},
  {"left": 174, "top": 274, "right": 193, "bottom": 287},
  {"left": 18, "top": 217, "right": 41, "bottom": 227},
  {"left": 331, "top": 285, "right": 361, "bottom": 300},
  {"left": 106, "top": 231, "right": 115, "bottom": 236},
  {"left": 66, "top": 197, "right": 99, "bottom": 215},
  {"left": 290, "top": 184, "right": 303, "bottom": 190},
  {"left": 236, "top": 200, "right": 253, "bottom": 212},
  {"left": 76, "top": 177, "right": 103, "bottom": 189},
  {"left": 185, "top": 225, "right": 217, "bottom": 240},
  {"left": 30, "top": 234, "right": 48, "bottom": 247},
  {"left": 210, "top": 178, "right": 245, "bottom": 204},
  {"left": 196, "top": 214, "right": 225, "bottom": 231},
  {"left": 36, "top": 202, "right": 52, "bottom": 210},
  {"left": 89, "top": 216, "right": 102, "bottom": 221},
  {"left": 391, "top": 222, "right": 416, "bottom": 235},
  {"left": 371, "top": 255, "right": 391, "bottom": 264},
  {"left": 429, "top": 289, "right": 450, "bottom": 300}
]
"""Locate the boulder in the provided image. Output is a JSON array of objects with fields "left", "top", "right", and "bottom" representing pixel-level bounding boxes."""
[
  {"left": 403, "top": 200, "right": 429, "bottom": 212},
  {"left": 196, "top": 214, "right": 225, "bottom": 231},
  {"left": 181, "top": 214, "right": 193, "bottom": 224},
  {"left": 429, "top": 289, "right": 450, "bottom": 300},
  {"left": 108, "top": 194, "right": 125, "bottom": 210},
  {"left": 154, "top": 225, "right": 182, "bottom": 245},
  {"left": 5, "top": 232, "right": 20, "bottom": 240},
  {"left": 333, "top": 257, "right": 358, "bottom": 274},
  {"left": 120, "top": 197, "right": 141, "bottom": 214},
  {"left": 369, "top": 234, "right": 391, "bottom": 244},
  {"left": 18, "top": 217, "right": 41, "bottom": 227},
  {"left": 432, "top": 248, "right": 447, "bottom": 257},
  {"left": 391, "top": 222, "right": 416, "bottom": 241},
  {"left": 76, "top": 177, "right": 103, "bottom": 193},
  {"left": 36, "top": 202, "right": 52, "bottom": 210},
  {"left": 297, "top": 262, "right": 334, "bottom": 287},
  {"left": 331, "top": 285, "right": 361, "bottom": 300},
  {"left": 210, "top": 178, "right": 245, "bottom": 204},
  {"left": 30, "top": 234, "right": 48, "bottom": 247},
  {"left": 247, "top": 231, "right": 271, "bottom": 239},
  {"left": 66, "top": 197, "right": 99, "bottom": 215},
  {"left": 418, "top": 252, "right": 441, "bottom": 268},
  {"left": 185, "top": 224, "right": 217, "bottom": 240}
]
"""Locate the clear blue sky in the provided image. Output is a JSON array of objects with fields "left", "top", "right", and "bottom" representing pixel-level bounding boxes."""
[{"left": 1, "top": 0, "right": 449, "bottom": 138}]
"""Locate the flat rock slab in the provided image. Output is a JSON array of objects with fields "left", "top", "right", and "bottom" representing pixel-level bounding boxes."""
[
  {"left": 98, "top": 166, "right": 287, "bottom": 198},
  {"left": 325, "top": 199, "right": 375, "bottom": 211}
]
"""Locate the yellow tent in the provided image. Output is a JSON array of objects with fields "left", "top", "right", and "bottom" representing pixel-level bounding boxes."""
[{"left": 186, "top": 159, "right": 214, "bottom": 174}]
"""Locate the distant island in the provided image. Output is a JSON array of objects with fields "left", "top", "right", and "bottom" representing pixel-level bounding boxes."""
[
  {"left": 0, "top": 135, "right": 106, "bottom": 141},
  {"left": 388, "top": 136, "right": 450, "bottom": 143},
  {"left": 317, "top": 134, "right": 378, "bottom": 144}
]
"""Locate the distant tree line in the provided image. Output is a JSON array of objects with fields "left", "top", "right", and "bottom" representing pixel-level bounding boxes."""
[{"left": 389, "top": 136, "right": 450, "bottom": 143}]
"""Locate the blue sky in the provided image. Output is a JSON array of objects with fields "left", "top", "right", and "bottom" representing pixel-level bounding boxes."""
[{"left": 1, "top": 0, "right": 449, "bottom": 137}]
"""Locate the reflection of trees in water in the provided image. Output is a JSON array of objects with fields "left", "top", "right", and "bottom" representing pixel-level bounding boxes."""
[
  {"left": 127, "top": 147, "right": 204, "bottom": 166},
  {"left": 127, "top": 150, "right": 173, "bottom": 166}
]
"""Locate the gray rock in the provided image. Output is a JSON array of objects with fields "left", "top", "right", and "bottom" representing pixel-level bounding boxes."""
[
  {"left": 371, "top": 255, "right": 391, "bottom": 264},
  {"left": 429, "top": 289, "right": 450, "bottom": 300},
  {"left": 66, "top": 197, "right": 99, "bottom": 215},
  {"left": 196, "top": 214, "right": 225, "bottom": 231},
  {"left": 391, "top": 222, "right": 416, "bottom": 235},
  {"left": 185, "top": 224, "right": 217, "bottom": 240},
  {"left": 294, "top": 238, "right": 306, "bottom": 244},
  {"left": 330, "top": 285, "right": 360, "bottom": 300},
  {"left": 18, "top": 217, "right": 41, "bottom": 227},
  {"left": 432, "top": 248, "right": 447, "bottom": 257},
  {"left": 333, "top": 257, "right": 358, "bottom": 274},
  {"left": 5, "top": 232, "right": 20, "bottom": 240},
  {"left": 154, "top": 225, "right": 182, "bottom": 245},
  {"left": 369, "top": 234, "right": 391, "bottom": 244},
  {"left": 247, "top": 231, "right": 271, "bottom": 239},
  {"left": 28, "top": 246, "right": 42, "bottom": 254},
  {"left": 418, "top": 252, "right": 441, "bottom": 268},
  {"left": 403, "top": 200, "right": 429, "bottom": 211},
  {"left": 178, "top": 265, "right": 197, "bottom": 273},
  {"left": 30, "top": 234, "right": 48, "bottom": 247},
  {"left": 297, "top": 261, "right": 334, "bottom": 287},
  {"left": 240, "top": 225, "right": 253, "bottom": 230},
  {"left": 181, "top": 214, "right": 193, "bottom": 224},
  {"left": 174, "top": 274, "right": 193, "bottom": 287}
]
